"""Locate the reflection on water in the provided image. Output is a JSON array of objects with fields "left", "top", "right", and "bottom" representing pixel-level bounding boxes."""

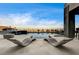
[{"left": 27, "top": 33, "right": 52, "bottom": 39}]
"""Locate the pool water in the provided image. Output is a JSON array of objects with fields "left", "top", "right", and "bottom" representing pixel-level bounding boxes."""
[{"left": 28, "top": 33, "right": 52, "bottom": 39}]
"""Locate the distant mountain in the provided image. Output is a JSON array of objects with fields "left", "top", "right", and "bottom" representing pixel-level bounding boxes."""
[
  {"left": 0, "top": 26, "right": 16, "bottom": 31},
  {"left": 0, "top": 26, "right": 8, "bottom": 31}
]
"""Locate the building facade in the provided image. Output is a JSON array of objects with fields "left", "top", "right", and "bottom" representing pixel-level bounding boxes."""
[{"left": 64, "top": 3, "right": 79, "bottom": 38}]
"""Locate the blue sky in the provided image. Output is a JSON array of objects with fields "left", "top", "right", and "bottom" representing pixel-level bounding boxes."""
[
  {"left": 75, "top": 15, "right": 79, "bottom": 28},
  {"left": 0, "top": 3, "right": 65, "bottom": 29}
]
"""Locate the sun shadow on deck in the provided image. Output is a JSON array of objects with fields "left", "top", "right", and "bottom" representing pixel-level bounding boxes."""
[
  {"left": 56, "top": 46, "right": 78, "bottom": 55},
  {"left": 1, "top": 45, "right": 29, "bottom": 55}
]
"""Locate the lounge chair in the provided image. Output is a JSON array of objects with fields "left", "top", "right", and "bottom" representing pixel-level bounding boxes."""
[
  {"left": 44, "top": 35, "right": 73, "bottom": 47},
  {"left": 3, "top": 34, "right": 36, "bottom": 47}
]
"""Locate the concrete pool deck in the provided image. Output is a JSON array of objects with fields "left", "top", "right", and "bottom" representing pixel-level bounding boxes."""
[{"left": 0, "top": 34, "right": 79, "bottom": 55}]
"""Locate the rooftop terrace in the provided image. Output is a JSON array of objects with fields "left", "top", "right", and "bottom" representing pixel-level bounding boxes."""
[{"left": 0, "top": 33, "right": 79, "bottom": 55}]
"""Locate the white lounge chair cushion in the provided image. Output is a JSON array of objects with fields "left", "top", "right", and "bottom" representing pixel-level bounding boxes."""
[
  {"left": 3, "top": 34, "right": 35, "bottom": 46},
  {"left": 46, "top": 36, "right": 73, "bottom": 46},
  {"left": 7, "top": 38, "right": 34, "bottom": 46},
  {"left": 3, "top": 34, "right": 14, "bottom": 39}
]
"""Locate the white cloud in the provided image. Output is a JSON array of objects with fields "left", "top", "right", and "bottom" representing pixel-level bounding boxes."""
[
  {"left": 0, "top": 13, "right": 33, "bottom": 26},
  {"left": 0, "top": 13, "right": 63, "bottom": 29}
]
